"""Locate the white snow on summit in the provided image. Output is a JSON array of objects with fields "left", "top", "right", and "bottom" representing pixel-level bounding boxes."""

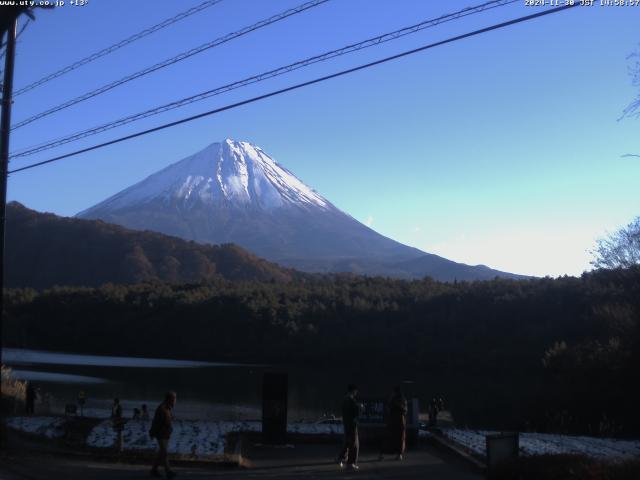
[{"left": 80, "top": 139, "right": 329, "bottom": 213}]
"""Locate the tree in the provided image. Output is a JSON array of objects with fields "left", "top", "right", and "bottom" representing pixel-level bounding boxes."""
[
  {"left": 591, "top": 216, "right": 640, "bottom": 269},
  {"left": 621, "top": 45, "right": 640, "bottom": 120},
  {"left": 620, "top": 45, "right": 640, "bottom": 159}
]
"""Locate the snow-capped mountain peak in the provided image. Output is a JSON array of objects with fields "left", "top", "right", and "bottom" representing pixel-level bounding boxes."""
[{"left": 83, "top": 139, "right": 330, "bottom": 213}]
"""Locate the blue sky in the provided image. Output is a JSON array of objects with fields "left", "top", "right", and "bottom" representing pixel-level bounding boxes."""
[{"left": 5, "top": 0, "right": 640, "bottom": 277}]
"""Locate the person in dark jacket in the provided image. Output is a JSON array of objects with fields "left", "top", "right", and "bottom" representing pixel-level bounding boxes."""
[
  {"left": 380, "top": 386, "right": 408, "bottom": 460},
  {"left": 25, "top": 382, "right": 36, "bottom": 415},
  {"left": 149, "top": 391, "right": 177, "bottom": 478},
  {"left": 336, "top": 384, "right": 361, "bottom": 470}
]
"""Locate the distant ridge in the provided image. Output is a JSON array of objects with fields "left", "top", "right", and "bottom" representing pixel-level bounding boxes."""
[{"left": 5, "top": 202, "right": 296, "bottom": 289}]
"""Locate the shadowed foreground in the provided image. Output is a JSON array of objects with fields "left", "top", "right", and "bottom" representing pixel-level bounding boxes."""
[{"left": 0, "top": 442, "right": 481, "bottom": 480}]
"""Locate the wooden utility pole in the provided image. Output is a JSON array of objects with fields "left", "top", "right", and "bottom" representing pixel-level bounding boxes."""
[{"left": 0, "top": 17, "right": 18, "bottom": 399}]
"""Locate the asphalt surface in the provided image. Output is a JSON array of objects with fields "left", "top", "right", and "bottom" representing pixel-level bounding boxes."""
[{"left": 0, "top": 442, "right": 482, "bottom": 480}]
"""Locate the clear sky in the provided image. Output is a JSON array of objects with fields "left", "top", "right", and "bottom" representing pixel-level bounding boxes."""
[{"left": 5, "top": 0, "right": 640, "bottom": 277}]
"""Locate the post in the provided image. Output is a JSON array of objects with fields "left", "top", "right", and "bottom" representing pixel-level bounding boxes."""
[
  {"left": 262, "top": 372, "right": 288, "bottom": 443},
  {"left": 0, "top": 18, "right": 18, "bottom": 404},
  {"left": 486, "top": 432, "right": 519, "bottom": 473},
  {"left": 78, "top": 390, "right": 86, "bottom": 417}
]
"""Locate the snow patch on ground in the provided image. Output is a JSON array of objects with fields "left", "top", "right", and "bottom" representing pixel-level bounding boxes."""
[
  {"left": 87, "top": 420, "right": 260, "bottom": 457},
  {"left": 7, "top": 415, "right": 345, "bottom": 458},
  {"left": 288, "top": 422, "right": 343, "bottom": 435},
  {"left": 86, "top": 420, "right": 251, "bottom": 456},
  {"left": 5, "top": 416, "right": 66, "bottom": 439},
  {"left": 85, "top": 419, "right": 343, "bottom": 457},
  {"left": 428, "top": 428, "right": 640, "bottom": 460}
]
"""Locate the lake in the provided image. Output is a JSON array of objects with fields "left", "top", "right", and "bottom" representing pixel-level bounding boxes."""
[
  {"left": 3, "top": 348, "right": 461, "bottom": 422},
  {"left": 4, "top": 348, "right": 536, "bottom": 429}
]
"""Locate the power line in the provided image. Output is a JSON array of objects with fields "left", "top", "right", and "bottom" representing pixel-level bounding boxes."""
[
  {"left": 10, "top": 0, "right": 518, "bottom": 159},
  {"left": 11, "top": 0, "right": 329, "bottom": 130},
  {"left": 12, "top": 0, "right": 225, "bottom": 96},
  {"left": 8, "top": 3, "right": 579, "bottom": 175}
]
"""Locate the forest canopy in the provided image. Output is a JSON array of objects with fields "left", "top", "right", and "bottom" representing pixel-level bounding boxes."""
[{"left": 4, "top": 266, "right": 640, "bottom": 435}]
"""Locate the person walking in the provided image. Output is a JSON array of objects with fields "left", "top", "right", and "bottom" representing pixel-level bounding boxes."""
[
  {"left": 25, "top": 382, "right": 36, "bottom": 415},
  {"left": 380, "top": 386, "right": 408, "bottom": 460},
  {"left": 149, "top": 391, "right": 177, "bottom": 478},
  {"left": 336, "top": 384, "right": 361, "bottom": 471}
]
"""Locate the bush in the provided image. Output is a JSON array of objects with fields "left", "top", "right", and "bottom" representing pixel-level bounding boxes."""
[{"left": 1, "top": 365, "right": 26, "bottom": 414}]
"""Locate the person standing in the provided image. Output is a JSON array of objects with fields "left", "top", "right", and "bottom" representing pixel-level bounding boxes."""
[
  {"left": 428, "top": 397, "right": 440, "bottom": 427},
  {"left": 78, "top": 391, "right": 87, "bottom": 417},
  {"left": 381, "top": 386, "right": 408, "bottom": 460},
  {"left": 25, "top": 382, "right": 36, "bottom": 415},
  {"left": 111, "top": 398, "right": 124, "bottom": 452},
  {"left": 337, "top": 384, "right": 361, "bottom": 471},
  {"left": 111, "top": 398, "right": 123, "bottom": 419},
  {"left": 149, "top": 391, "right": 177, "bottom": 479}
]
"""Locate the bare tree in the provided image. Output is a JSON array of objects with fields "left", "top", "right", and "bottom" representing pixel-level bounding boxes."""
[
  {"left": 591, "top": 217, "right": 640, "bottom": 269},
  {"left": 621, "top": 45, "right": 640, "bottom": 120},
  {"left": 620, "top": 45, "right": 640, "bottom": 159}
]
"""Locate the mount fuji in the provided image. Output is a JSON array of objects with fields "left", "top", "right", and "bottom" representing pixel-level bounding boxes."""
[{"left": 78, "top": 139, "right": 522, "bottom": 280}]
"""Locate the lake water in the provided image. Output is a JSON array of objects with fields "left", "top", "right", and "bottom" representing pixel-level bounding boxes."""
[{"left": 3, "top": 348, "right": 460, "bottom": 422}]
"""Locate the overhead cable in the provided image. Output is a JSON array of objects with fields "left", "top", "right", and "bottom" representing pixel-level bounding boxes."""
[
  {"left": 8, "top": 3, "right": 578, "bottom": 175},
  {"left": 13, "top": 0, "right": 225, "bottom": 96},
  {"left": 11, "top": 0, "right": 329, "bottom": 130},
  {"left": 11, "top": 0, "right": 517, "bottom": 159}
]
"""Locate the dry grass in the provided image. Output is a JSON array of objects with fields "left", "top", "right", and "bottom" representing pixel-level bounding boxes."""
[{"left": 1, "top": 365, "right": 26, "bottom": 413}]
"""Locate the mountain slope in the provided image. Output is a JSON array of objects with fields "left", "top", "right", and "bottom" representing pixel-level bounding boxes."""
[
  {"left": 78, "top": 139, "right": 524, "bottom": 280},
  {"left": 77, "top": 139, "right": 424, "bottom": 262},
  {"left": 5, "top": 202, "right": 296, "bottom": 289}
]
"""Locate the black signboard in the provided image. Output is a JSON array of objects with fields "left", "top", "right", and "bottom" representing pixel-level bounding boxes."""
[{"left": 262, "top": 372, "right": 288, "bottom": 443}]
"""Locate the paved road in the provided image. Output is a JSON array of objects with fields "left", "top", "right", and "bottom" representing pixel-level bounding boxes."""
[{"left": 0, "top": 443, "right": 481, "bottom": 480}]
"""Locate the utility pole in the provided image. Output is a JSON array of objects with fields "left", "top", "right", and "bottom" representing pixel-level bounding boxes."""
[{"left": 0, "top": 17, "right": 18, "bottom": 402}]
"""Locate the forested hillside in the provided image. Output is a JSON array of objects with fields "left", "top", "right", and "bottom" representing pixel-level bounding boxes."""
[
  {"left": 4, "top": 267, "right": 639, "bottom": 435},
  {"left": 5, "top": 202, "right": 296, "bottom": 288}
]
